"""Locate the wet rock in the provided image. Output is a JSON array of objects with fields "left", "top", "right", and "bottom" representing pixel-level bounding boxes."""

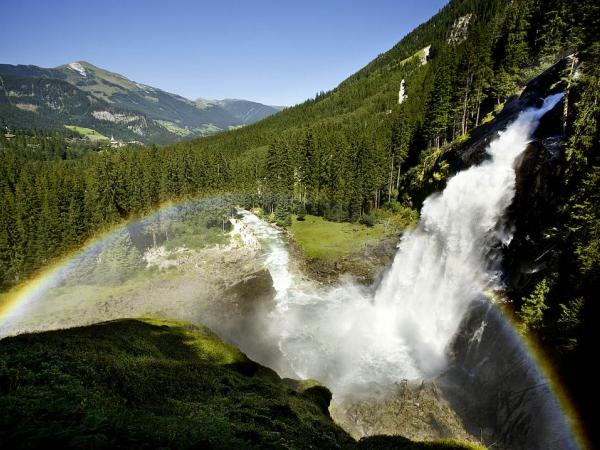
[
  {"left": 202, "top": 268, "right": 295, "bottom": 376},
  {"left": 289, "top": 235, "right": 400, "bottom": 286},
  {"left": 449, "top": 58, "right": 571, "bottom": 171},
  {"left": 439, "top": 300, "right": 576, "bottom": 450},
  {"left": 203, "top": 268, "right": 275, "bottom": 340},
  {"left": 503, "top": 108, "right": 565, "bottom": 296},
  {"left": 330, "top": 380, "right": 477, "bottom": 443}
]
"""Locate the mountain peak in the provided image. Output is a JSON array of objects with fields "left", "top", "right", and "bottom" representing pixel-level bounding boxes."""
[
  {"left": 0, "top": 60, "right": 283, "bottom": 143},
  {"left": 65, "top": 61, "right": 88, "bottom": 77}
]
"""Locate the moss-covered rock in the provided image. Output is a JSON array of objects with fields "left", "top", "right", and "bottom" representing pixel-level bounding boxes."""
[{"left": 0, "top": 318, "right": 353, "bottom": 449}]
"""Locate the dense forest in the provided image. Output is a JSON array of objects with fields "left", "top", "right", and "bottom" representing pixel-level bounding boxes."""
[{"left": 0, "top": 0, "right": 598, "bottom": 438}]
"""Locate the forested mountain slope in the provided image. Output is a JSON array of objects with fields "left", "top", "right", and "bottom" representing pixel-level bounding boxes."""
[
  {"left": 0, "top": 61, "right": 280, "bottom": 142},
  {"left": 0, "top": 72, "right": 176, "bottom": 143},
  {"left": 165, "top": 0, "right": 597, "bottom": 213}
]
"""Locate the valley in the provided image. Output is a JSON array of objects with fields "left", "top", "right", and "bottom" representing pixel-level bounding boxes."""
[{"left": 0, "top": 61, "right": 282, "bottom": 144}]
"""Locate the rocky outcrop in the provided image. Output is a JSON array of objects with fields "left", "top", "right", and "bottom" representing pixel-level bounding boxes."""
[
  {"left": 289, "top": 234, "right": 400, "bottom": 286},
  {"left": 452, "top": 58, "right": 571, "bottom": 171},
  {"left": 331, "top": 381, "right": 476, "bottom": 443},
  {"left": 202, "top": 268, "right": 296, "bottom": 375},
  {"left": 502, "top": 88, "right": 567, "bottom": 298},
  {"left": 438, "top": 300, "right": 576, "bottom": 450}
]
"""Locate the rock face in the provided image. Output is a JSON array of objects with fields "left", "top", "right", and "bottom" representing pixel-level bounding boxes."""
[
  {"left": 438, "top": 300, "right": 576, "bottom": 450},
  {"left": 289, "top": 234, "right": 400, "bottom": 286},
  {"left": 502, "top": 93, "right": 567, "bottom": 298},
  {"left": 202, "top": 268, "right": 293, "bottom": 375},
  {"left": 399, "top": 79, "right": 407, "bottom": 104},
  {"left": 452, "top": 58, "right": 571, "bottom": 171},
  {"left": 331, "top": 381, "right": 476, "bottom": 443}
]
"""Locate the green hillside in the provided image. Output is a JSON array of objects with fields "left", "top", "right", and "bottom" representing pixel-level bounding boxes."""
[
  {"left": 64, "top": 125, "right": 109, "bottom": 141},
  {"left": 0, "top": 61, "right": 281, "bottom": 142},
  {"left": 0, "top": 71, "right": 179, "bottom": 143},
  {"left": 0, "top": 318, "right": 480, "bottom": 450}
]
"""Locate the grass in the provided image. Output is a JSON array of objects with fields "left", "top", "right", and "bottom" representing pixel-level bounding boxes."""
[
  {"left": 0, "top": 318, "right": 353, "bottom": 449},
  {"left": 288, "top": 215, "right": 388, "bottom": 260},
  {"left": 288, "top": 213, "right": 414, "bottom": 261},
  {"left": 398, "top": 45, "right": 430, "bottom": 67},
  {"left": 64, "top": 125, "right": 109, "bottom": 141},
  {"left": 0, "top": 318, "right": 483, "bottom": 449},
  {"left": 195, "top": 123, "right": 222, "bottom": 135},
  {"left": 157, "top": 120, "right": 193, "bottom": 137}
]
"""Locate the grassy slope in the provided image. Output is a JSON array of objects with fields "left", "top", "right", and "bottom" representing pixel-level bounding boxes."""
[
  {"left": 0, "top": 318, "right": 352, "bottom": 449},
  {"left": 64, "top": 125, "right": 109, "bottom": 141},
  {"left": 0, "top": 318, "right": 482, "bottom": 450},
  {"left": 286, "top": 211, "right": 418, "bottom": 283},
  {"left": 288, "top": 215, "right": 399, "bottom": 260}
]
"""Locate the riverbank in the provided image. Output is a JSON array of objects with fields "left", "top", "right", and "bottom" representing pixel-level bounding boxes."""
[{"left": 0, "top": 220, "right": 265, "bottom": 338}]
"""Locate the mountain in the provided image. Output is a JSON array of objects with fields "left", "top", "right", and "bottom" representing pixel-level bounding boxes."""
[
  {"left": 0, "top": 61, "right": 281, "bottom": 143},
  {"left": 0, "top": 71, "right": 176, "bottom": 143},
  {"left": 214, "top": 99, "right": 285, "bottom": 124}
]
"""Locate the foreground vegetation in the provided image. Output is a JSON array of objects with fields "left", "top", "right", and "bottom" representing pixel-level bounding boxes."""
[{"left": 0, "top": 318, "right": 482, "bottom": 450}]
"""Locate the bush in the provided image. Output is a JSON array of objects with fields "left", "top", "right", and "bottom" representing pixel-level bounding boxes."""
[
  {"left": 323, "top": 204, "right": 348, "bottom": 222},
  {"left": 359, "top": 213, "right": 376, "bottom": 227}
]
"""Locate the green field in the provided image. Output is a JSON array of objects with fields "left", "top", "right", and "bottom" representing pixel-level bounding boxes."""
[
  {"left": 64, "top": 125, "right": 109, "bottom": 141},
  {"left": 157, "top": 120, "right": 193, "bottom": 136},
  {"left": 288, "top": 213, "right": 415, "bottom": 261},
  {"left": 195, "top": 123, "right": 222, "bottom": 135}
]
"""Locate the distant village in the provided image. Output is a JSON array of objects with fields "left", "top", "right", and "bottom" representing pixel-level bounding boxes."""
[
  {"left": 3, "top": 129, "right": 143, "bottom": 149},
  {"left": 108, "top": 135, "right": 144, "bottom": 148}
]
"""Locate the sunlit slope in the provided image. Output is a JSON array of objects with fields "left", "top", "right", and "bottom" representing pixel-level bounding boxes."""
[
  {"left": 0, "top": 61, "right": 282, "bottom": 141},
  {"left": 167, "top": 0, "right": 489, "bottom": 153}
]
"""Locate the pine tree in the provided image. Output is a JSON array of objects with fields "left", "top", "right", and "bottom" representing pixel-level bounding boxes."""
[{"left": 518, "top": 278, "right": 551, "bottom": 334}]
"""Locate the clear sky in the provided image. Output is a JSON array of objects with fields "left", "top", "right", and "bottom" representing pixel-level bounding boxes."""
[{"left": 0, "top": 0, "right": 448, "bottom": 106}]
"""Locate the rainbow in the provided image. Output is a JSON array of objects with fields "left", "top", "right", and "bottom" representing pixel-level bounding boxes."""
[
  {"left": 0, "top": 196, "right": 191, "bottom": 330},
  {"left": 0, "top": 197, "right": 589, "bottom": 449},
  {"left": 479, "top": 303, "right": 589, "bottom": 449}
]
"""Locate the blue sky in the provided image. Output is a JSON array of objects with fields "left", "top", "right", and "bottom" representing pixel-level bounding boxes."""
[{"left": 0, "top": 0, "right": 447, "bottom": 106}]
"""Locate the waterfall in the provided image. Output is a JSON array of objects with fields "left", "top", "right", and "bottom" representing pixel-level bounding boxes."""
[{"left": 239, "top": 93, "right": 564, "bottom": 399}]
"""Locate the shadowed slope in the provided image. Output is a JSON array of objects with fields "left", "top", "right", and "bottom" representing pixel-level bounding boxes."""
[{"left": 0, "top": 318, "right": 481, "bottom": 449}]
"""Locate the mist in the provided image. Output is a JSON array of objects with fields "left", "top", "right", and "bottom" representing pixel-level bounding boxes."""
[{"left": 235, "top": 94, "right": 564, "bottom": 401}]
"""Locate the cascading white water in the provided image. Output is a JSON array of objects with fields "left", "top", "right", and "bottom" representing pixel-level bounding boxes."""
[{"left": 239, "top": 94, "right": 564, "bottom": 399}]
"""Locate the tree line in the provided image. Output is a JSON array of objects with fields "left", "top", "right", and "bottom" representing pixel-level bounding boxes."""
[{"left": 1, "top": 0, "right": 596, "bottom": 289}]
